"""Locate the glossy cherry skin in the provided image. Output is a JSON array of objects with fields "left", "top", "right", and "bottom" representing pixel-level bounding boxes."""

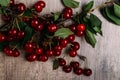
[
  {"left": 76, "top": 30, "right": 84, "bottom": 37},
  {"left": 63, "top": 12, "right": 72, "bottom": 19},
  {"left": 17, "top": 31, "right": 25, "bottom": 39},
  {"left": 4, "top": 48, "right": 13, "bottom": 56},
  {"left": 0, "top": 34, "right": 6, "bottom": 42},
  {"left": 8, "top": 28, "right": 18, "bottom": 37},
  {"left": 27, "top": 54, "right": 37, "bottom": 62},
  {"left": 54, "top": 51, "right": 61, "bottom": 56},
  {"left": 76, "top": 24, "right": 86, "bottom": 31},
  {"left": 38, "top": 55, "right": 48, "bottom": 62},
  {"left": 46, "top": 50, "right": 54, "bottom": 57},
  {"left": 69, "top": 50, "right": 77, "bottom": 57},
  {"left": 83, "top": 68, "right": 92, "bottom": 76},
  {"left": 62, "top": 65, "right": 72, "bottom": 73},
  {"left": 30, "top": 18, "right": 39, "bottom": 28},
  {"left": 12, "top": 49, "right": 20, "bottom": 57},
  {"left": 69, "top": 24, "right": 76, "bottom": 32},
  {"left": 48, "top": 24, "right": 57, "bottom": 33},
  {"left": 74, "top": 68, "right": 83, "bottom": 75},
  {"left": 34, "top": 3, "right": 43, "bottom": 12},
  {"left": 10, "top": 0, "right": 14, "bottom": 6},
  {"left": 70, "top": 61, "right": 80, "bottom": 68},
  {"left": 25, "top": 42, "right": 34, "bottom": 53},
  {"left": 72, "top": 42, "right": 80, "bottom": 50},
  {"left": 35, "top": 23, "right": 44, "bottom": 31},
  {"left": 60, "top": 39, "right": 68, "bottom": 48},
  {"left": 54, "top": 45, "right": 62, "bottom": 52},
  {"left": 36, "top": 1, "right": 46, "bottom": 8},
  {"left": 35, "top": 48, "right": 43, "bottom": 55},
  {"left": 63, "top": 7, "right": 73, "bottom": 14},
  {"left": 67, "top": 34, "right": 75, "bottom": 42},
  {"left": 58, "top": 58, "right": 66, "bottom": 66},
  {"left": 17, "top": 3, "right": 26, "bottom": 13}
]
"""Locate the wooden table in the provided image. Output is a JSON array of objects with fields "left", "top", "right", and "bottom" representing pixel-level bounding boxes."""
[{"left": 0, "top": 0, "right": 120, "bottom": 80}]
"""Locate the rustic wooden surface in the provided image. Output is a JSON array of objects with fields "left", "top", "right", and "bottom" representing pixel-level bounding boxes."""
[{"left": 0, "top": 0, "right": 120, "bottom": 80}]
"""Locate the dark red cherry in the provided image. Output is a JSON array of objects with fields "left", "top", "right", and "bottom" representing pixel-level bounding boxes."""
[
  {"left": 74, "top": 68, "right": 83, "bottom": 75},
  {"left": 38, "top": 55, "right": 48, "bottom": 62},
  {"left": 17, "top": 3, "right": 26, "bottom": 13},
  {"left": 54, "top": 51, "right": 61, "bottom": 56},
  {"left": 58, "top": 58, "right": 66, "bottom": 66},
  {"left": 70, "top": 61, "right": 80, "bottom": 68},
  {"left": 4, "top": 48, "right": 13, "bottom": 56},
  {"left": 35, "top": 47, "right": 43, "bottom": 55},
  {"left": 62, "top": 65, "right": 72, "bottom": 73},
  {"left": 69, "top": 24, "right": 76, "bottom": 32},
  {"left": 25, "top": 42, "right": 34, "bottom": 53},
  {"left": 63, "top": 7, "right": 73, "bottom": 14},
  {"left": 76, "top": 30, "right": 84, "bottom": 37},
  {"left": 36, "top": 1, "right": 46, "bottom": 8},
  {"left": 83, "top": 68, "right": 92, "bottom": 76},
  {"left": 10, "top": 0, "right": 14, "bottom": 6},
  {"left": 8, "top": 28, "right": 18, "bottom": 37},
  {"left": 0, "top": 34, "right": 6, "bottom": 42},
  {"left": 17, "top": 31, "right": 25, "bottom": 39},
  {"left": 30, "top": 18, "right": 39, "bottom": 28},
  {"left": 67, "top": 34, "right": 75, "bottom": 42},
  {"left": 46, "top": 50, "right": 54, "bottom": 57},
  {"left": 27, "top": 54, "right": 37, "bottom": 62},
  {"left": 7, "top": 37, "right": 13, "bottom": 42},
  {"left": 48, "top": 24, "right": 57, "bottom": 33},
  {"left": 34, "top": 3, "right": 43, "bottom": 12},
  {"left": 72, "top": 42, "right": 80, "bottom": 50},
  {"left": 35, "top": 23, "right": 44, "bottom": 31},
  {"left": 60, "top": 39, "right": 68, "bottom": 48},
  {"left": 54, "top": 45, "right": 62, "bottom": 52},
  {"left": 63, "top": 12, "right": 72, "bottom": 19},
  {"left": 12, "top": 49, "right": 20, "bottom": 57},
  {"left": 69, "top": 50, "right": 77, "bottom": 57},
  {"left": 76, "top": 24, "right": 86, "bottom": 31}
]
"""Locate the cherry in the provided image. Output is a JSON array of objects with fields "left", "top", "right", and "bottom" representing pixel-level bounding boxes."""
[
  {"left": 69, "top": 24, "right": 76, "bottom": 32},
  {"left": 72, "top": 42, "right": 80, "bottom": 50},
  {"left": 60, "top": 39, "right": 68, "bottom": 48},
  {"left": 17, "top": 31, "right": 25, "bottom": 39},
  {"left": 10, "top": 0, "right": 14, "bottom": 6},
  {"left": 48, "top": 24, "right": 57, "bottom": 33},
  {"left": 2, "top": 15, "right": 10, "bottom": 22},
  {"left": 17, "top": 3, "right": 26, "bottom": 13},
  {"left": 22, "top": 17, "right": 30, "bottom": 22},
  {"left": 74, "top": 68, "right": 83, "bottom": 75},
  {"left": 38, "top": 55, "right": 48, "bottom": 62},
  {"left": 7, "top": 37, "right": 13, "bottom": 42},
  {"left": 34, "top": 3, "right": 43, "bottom": 12},
  {"left": 54, "top": 37, "right": 63, "bottom": 42},
  {"left": 12, "top": 49, "right": 20, "bottom": 57},
  {"left": 0, "top": 34, "right": 6, "bottom": 42},
  {"left": 54, "top": 45, "right": 62, "bottom": 52},
  {"left": 63, "top": 7, "right": 73, "bottom": 15},
  {"left": 32, "top": 43, "right": 37, "bottom": 49},
  {"left": 58, "top": 58, "right": 66, "bottom": 66},
  {"left": 70, "top": 61, "right": 80, "bottom": 68},
  {"left": 4, "top": 46, "right": 10, "bottom": 53},
  {"left": 62, "top": 65, "right": 72, "bottom": 73},
  {"left": 35, "top": 23, "right": 44, "bottom": 31},
  {"left": 8, "top": 28, "right": 18, "bottom": 37},
  {"left": 46, "top": 50, "right": 54, "bottom": 57},
  {"left": 67, "top": 34, "right": 75, "bottom": 42},
  {"left": 4, "top": 48, "right": 13, "bottom": 56},
  {"left": 27, "top": 54, "right": 37, "bottom": 62},
  {"left": 63, "top": 12, "right": 72, "bottom": 19},
  {"left": 69, "top": 50, "right": 77, "bottom": 57},
  {"left": 35, "top": 47, "right": 43, "bottom": 55},
  {"left": 76, "top": 30, "right": 84, "bottom": 37},
  {"left": 36, "top": 1, "right": 46, "bottom": 8},
  {"left": 25, "top": 42, "right": 34, "bottom": 53},
  {"left": 83, "top": 68, "right": 92, "bottom": 76},
  {"left": 76, "top": 24, "right": 86, "bottom": 31},
  {"left": 54, "top": 51, "right": 61, "bottom": 56},
  {"left": 30, "top": 18, "right": 39, "bottom": 28}
]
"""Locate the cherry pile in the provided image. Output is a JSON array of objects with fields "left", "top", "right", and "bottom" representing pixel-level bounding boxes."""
[{"left": 0, "top": 0, "right": 92, "bottom": 77}]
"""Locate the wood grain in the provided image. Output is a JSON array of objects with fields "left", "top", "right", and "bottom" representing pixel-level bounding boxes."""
[{"left": 0, "top": 0, "right": 120, "bottom": 80}]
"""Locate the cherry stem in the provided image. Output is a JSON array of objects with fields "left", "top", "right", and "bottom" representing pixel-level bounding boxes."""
[
  {"left": 15, "top": 18, "right": 21, "bottom": 31},
  {"left": 12, "top": 45, "right": 18, "bottom": 50}
]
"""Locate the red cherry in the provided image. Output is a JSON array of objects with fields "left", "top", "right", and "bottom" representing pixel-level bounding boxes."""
[
  {"left": 69, "top": 50, "right": 77, "bottom": 57},
  {"left": 10, "top": 0, "right": 14, "bottom": 6},
  {"left": 2, "top": 15, "right": 10, "bottom": 22},
  {"left": 63, "top": 12, "right": 72, "bottom": 19},
  {"left": 48, "top": 24, "right": 57, "bottom": 33},
  {"left": 35, "top": 23, "right": 44, "bottom": 31},
  {"left": 83, "top": 68, "right": 92, "bottom": 76},
  {"left": 4, "top": 48, "right": 13, "bottom": 56},
  {"left": 35, "top": 48, "right": 43, "bottom": 55},
  {"left": 12, "top": 49, "right": 20, "bottom": 57},
  {"left": 38, "top": 55, "right": 48, "bottom": 62},
  {"left": 63, "top": 7, "right": 73, "bottom": 14},
  {"left": 72, "top": 42, "right": 80, "bottom": 50},
  {"left": 76, "top": 30, "right": 84, "bottom": 37},
  {"left": 69, "top": 24, "right": 76, "bottom": 32},
  {"left": 54, "top": 45, "right": 62, "bottom": 52},
  {"left": 17, "top": 3, "right": 26, "bottom": 13},
  {"left": 7, "top": 37, "right": 13, "bottom": 42},
  {"left": 67, "top": 34, "right": 75, "bottom": 42},
  {"left": 0, "top": 34, "right": 6, "bottom": 42},
  {"left": 34, "top": 3, "right": 43, "bottom": 12},
  {"left": 46, "top": 50, "right": 54, "bottom": 57},
  {"left": 54, "top": 37, "right": 63, "bottom": 42},
  {"left": 22, "top": 17, "right": 29, "bottom": 22},
  {"left": 76, "top": 24, "right": 86, "bottom": 31},
  {"left": 30, "top": 18, "right": 39, "bottom": 28},
  {"left": 17, "top": 31, "right": 25, "bottom": 39},
  {"left": 58, "top": 58, "right": 66, "bottom": 66},
  {"left": 32, "top": 43, "right": 37, "bottom": 49},
  {"left": 8, "top": 28, "right": 18, "bottom": 37},
  {"left": 4, "top": 46, "right": 10, "bottom": 53},
  {"left": 60, "top": 39, "right": 68, "bottom": 48},
  {"left": 62, "top": 65, "right": 72, "bottom": 73},
  {"left": 54, "top": 51, "right": 61, "bottom": 56},
  {"left": 70, "top": 61, "right": 80, "bottom": 68},
  {"left": 74, "top": 68, "right": 83, "bottom": 75},
  {"left": 27, "top": 54, "right": 37, "bottom": 62},
  {"left": 36, "top": 1, "right": 46, "bottom": 8},
  {"left": 25, "top": 42, "right": 34, "bottom": 53}
]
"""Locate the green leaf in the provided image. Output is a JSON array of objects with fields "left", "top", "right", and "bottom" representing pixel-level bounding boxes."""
[
  {"left": 84, "top": 1, "right": 94, "bottom": 11},
  {"left": 19, "top": 21, "right": 25, "bottom": 30},
  {"left": 54, "top": 28, "right": 74, "bottom": 39},
  {"left": 22, "top": 25, "right": 34, "bottom": 46},
  {"left": 62, "top": 0, "right": 79, "bottom": 8},
  {"left": 54, "top": 12, "right": 61, "bottom": 21},
  {"left": 113, "top": 3, "right": 120, "bottom": 18},
  {"left": 85, "top": 29, "right": 96, "bottom": 47},
  {"left": 53, "top": 59, "right": 59, "bottom": 70},
  {"left": 93, "top": 26, "right": 103, "bottom": 36},
  {"left": 0, "top": 9, "right": 2, "bottom": 14},
  {"left": 105, "top": 7, "right": 120, "bottom": 25},
  {"left": 0, "top": 0, "right": 10, "bottom": 6},
  {"left": 23, "top": 9, "right": 32, "bottom": 16}
]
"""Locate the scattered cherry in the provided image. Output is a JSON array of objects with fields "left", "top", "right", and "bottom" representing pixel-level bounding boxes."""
[
  {"left": 35, "top": 23, "right": 44, "bottom": 31},
  {"left": 76, "top": 30, "right": 84, "bottom": 37},
  {"left": 69, "top": 24, "right": 76, "bottom": 32},
  {"left": 30, "top": 18, "right": 39, "bottom": 28},
  {"left": 63, "top": 12, "right": 72, "bottom": 19},
  {"left": 17, "top": 31, "right": 25, "bottom": 39},
  {"left": 48, "top": 24, "right": 57, "bottom": 33},
  {"left": 27, "top": 54, "right": 37, "bottom": 62},
  {"left": 70, "top": 61, "right": 80, "bottom": 68},
  {"left": 74, "top": 68, "right": 83, "bottom": 75},
  {"left": 8, "top": 28, "right": 18, "bottom": 37},
  {"left": 63, "top": 7, "right": 73, "bottom": 15},
  {"left": 35, "top": 47, "right": 43, "bottom": 55},
  {"left": 46, "top": 50, "right": 54, "bottom": 57},
  {"left": 36, "top": 1, "right": 46, "bottom": 8},
  {"left": 38, "top": 55, "right": 48, "bottom": 62},
  {"left": 67, "top": 34, "right": 75, "bottom": 42},
  {"left": 54, "top": 51, "right": 61, "bottom": 56},
  {"left": 69, "top": 50, "right": 77, "bottom": 57},
  {"left": 10, "top": 0, "right": 14, "bottom": 6},
  {"left": 12, "top": 49, "right": 20, "bottom": 57},
  {"left": 83, "top": 68, "right": 92, "bottom": 76},
  {"left": 25, "top": 42, "right": 34, "bottom": 53},
  {"left": 76, "top": 24, "right": 86, "bottom": 31},
  {"left": 0, "top": 34, "right": 6, "bottom": 42},
  {"left": 60, "top": 39, "right": 68, "bottom": 48},
  {"left": 62, "top": 65, "right": 72, "bottom": 73},
  {"left": 58, "top": 58, "right": 66, "bottom": 66},
  {"left": 54, "top": 45, "right": 62, "bottom": 52},
  {"left": 17, "top": 3, "right": 26, "bottom": 13},
  {"left": 4, "top": 48, "right": 13, "bottom": 56},
  {"left": 72, "top": 42, "right": 80, "bottom": 50}
]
